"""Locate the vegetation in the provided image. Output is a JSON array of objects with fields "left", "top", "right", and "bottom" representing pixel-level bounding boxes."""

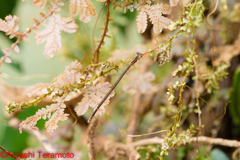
[{"left": 0, "top": 0, "right": 240, "bottom": 159}]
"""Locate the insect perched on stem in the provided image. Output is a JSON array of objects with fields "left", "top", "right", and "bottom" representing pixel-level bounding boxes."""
[{"left": 88, "top": 52, "right": 142, "bottom": 123}]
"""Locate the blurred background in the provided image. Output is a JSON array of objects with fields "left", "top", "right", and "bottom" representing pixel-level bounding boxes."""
[{"left": 0, "top": 0, "right": 240, "bottom": 159}]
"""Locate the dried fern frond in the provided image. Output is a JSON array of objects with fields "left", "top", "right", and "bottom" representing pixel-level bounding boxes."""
[
  {"left": 0, "top": 15, "right": 21, "bottom": 62},
  {"left": 45, "top": 108, "right": 69, "bottom": 134},
  {"left": 0, "top": 15, "right": 20, "bottom": 39},
  {"left": 20, "top": 103, "right": 68, "bottom": 134},
  {"left": 31, "top": 0, "right": 47, "bottom": 8},
  {"left": 136, "top": 4, "right": 172, "bottom": 34},
  {"left": 136, "top": 11, "right": 148, "bottom": 33},
  {"left": 36, "top": 14, "right": 78, "bottom": 58},
  {"left": 169, "top": 0, "right": 179, "bottom": 6},
  {"left": 75, "top": 82, "right": 115, "bottom": 116},
  {"left": 79, "top": 0, "right": 97, "bottom": 23},
  {"left": 69, "top": 0, "right": 80, "bottom": 15},
  {"left": 28, "top": 60, "right": 83, "bottom": 97},
  {"left": 147, "top": 4, "right": 172, "bottom": 33},
  {"left": 69, "top": 0, "right": 97, "bottom": 23},
  {"left": 22, "top": 0, "right": 48, "bottom": 9},
  {"left": 27, "top": 83, "right": 52, "bottom": 97},
  {"left": 159, "top": 3, "right": 172, "bottom": 14}
]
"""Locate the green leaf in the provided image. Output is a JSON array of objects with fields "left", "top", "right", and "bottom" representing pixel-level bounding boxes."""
[
  {"left": 149, "top": 51, "right": 153, "bottom": 56},
  {"left": 194, "top": 109, "right": 201, "bottom": 114},
  {"left": 229, "top": 67, "right": 240, "bottom": 125},
  {"left": 171, "top": 115, "right": 178, "bottom": 119},
  {"left": 190, "top": 39, "right": 195, "bottom": 43}
]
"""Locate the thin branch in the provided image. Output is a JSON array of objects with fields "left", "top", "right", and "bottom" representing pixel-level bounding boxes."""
[
  {"left": 126, "top": 91, "right": 142, "bottom": 144},
  {"left": 0, "top": 146, "right": 17, "bottom": 160},
  {"left": 131, "top": 136, "right": 240, "bottom": 148},
  {"left": 92, "top": 2, "right": 106, "bottom": 48},
  {"left": 87, "top": 118, "right": 98, "bottom": 160},
  {"left": 91, "top": 0, "right": 110, "bottom": 64},
  {"left": 94, "top": 135, "right": 141, "bottom": 160}
]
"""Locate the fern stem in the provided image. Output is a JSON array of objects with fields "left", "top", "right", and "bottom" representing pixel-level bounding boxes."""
[{"left": 91, "top": 0, "right": 110, "bottom": 64}]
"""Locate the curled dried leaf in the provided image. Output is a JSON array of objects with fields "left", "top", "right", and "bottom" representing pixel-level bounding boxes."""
[
  {"left": 154, "top": 41, "right": 172, "bottom": 66},
  {"left": 154, "top": 51, "right": 170, "bottom": 66}
]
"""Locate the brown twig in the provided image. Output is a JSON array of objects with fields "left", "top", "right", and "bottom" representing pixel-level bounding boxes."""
[
  {"left": 87, "top": 118, "right": 98, "bottom": 160},
  {"left": 233, "top": 148, "right": 240, "bottom": 160},
  {"left": 94, "top": 135, "right": 141, "bottom": 160},
  {"left": 91, "top": 0, "right": 110, "bottom": 64},
  {"left": 126, "top": 91, "right": 142, "bottom": 144},
  {"left": 131, "top": 136, "right": 240, "bottom": 148},
  {"left": 187, "top": 37, "right": 202, "bottom": 159},
  {"left": 92, "top": 2, "right": 106, "bottom": 48},
  {"left": 0, "top": 146, "right": 17, "bottom": 160},
  {"left": 81, "top": 48, "right": 95, "bottom": 64}
]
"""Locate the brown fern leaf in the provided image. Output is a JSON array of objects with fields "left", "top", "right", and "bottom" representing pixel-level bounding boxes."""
[
  {"left": 0, "top": 15, "right": 20, "bottom": 39},
  {"left": 136, "top": 11, "right": 148, "bottom": 33},
  {"left": 159, "top": 3, "right": 172, "bottom": 14},
  {"left": 27, "top": 83, "right": 52, "bottom": 97},
  {"left": 169, "top": 0, "right": 179, "bottom": 6},
  {"left": 136, "top": 4, "right": 172, "bottom": 34},
  {"left": 75, "top": 82, "right": 115, "bottom": 116},
  {"left": 45, "top": 109, "right": 69, "bottom": 134},
  {"left": 29, "top": 0, "right": 48, "bottom": 9},
  {"left": 79, "top": 0, "right": 97, "bottom": 23},
  {"left": 147, "top": 4, "right": 172, "bottom": 33},
  {"left": 69, "top": 0, "right": 80, "bottom": 15},
  {"left": 20, "top": 103, "right": 69, "bottom": 134},
  {"left": 36, "top": 14, "right": 78, "bottom": 58}
]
